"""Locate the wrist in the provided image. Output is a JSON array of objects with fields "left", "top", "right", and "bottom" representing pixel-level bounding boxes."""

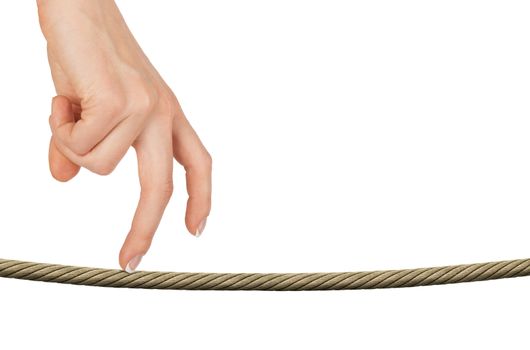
[
  {"left": 37, "top": 0, "right": 116, "bottom": 17},
  {"left": 37, "top": 0, "right": 120, "bottom": 37},
  {"left": 37, "top": 0, "right": 112, "bottom": 7}
]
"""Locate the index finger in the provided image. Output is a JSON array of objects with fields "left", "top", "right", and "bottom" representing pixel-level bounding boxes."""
[{"left": 118, "top": 121, "right": 174, "bottom": 272}]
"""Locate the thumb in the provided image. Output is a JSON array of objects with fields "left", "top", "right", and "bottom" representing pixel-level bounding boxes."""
[{"left": 48, "top": 96, "right": 81, "bottom": 182}]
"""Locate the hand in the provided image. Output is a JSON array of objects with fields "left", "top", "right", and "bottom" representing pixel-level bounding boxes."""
[{"left": 38, "top": 0, "right": 212, "bottom": 271}]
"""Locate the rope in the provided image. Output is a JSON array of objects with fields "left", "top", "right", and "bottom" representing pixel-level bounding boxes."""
[{"left": 1, "top": 257, "right": 530, "bottom": 291}]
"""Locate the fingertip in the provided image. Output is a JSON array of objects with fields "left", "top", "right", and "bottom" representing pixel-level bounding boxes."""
[
  {"left": 119, "top": 232, "right": 152, "bottom": 272},
  {"left": 50, "top": 166, "right": 80, "bottom": 183},
  {"left": 185, "top": 220, "right": 195, "bottom": 236},
  {"left": 51, "top": 95, "right": 70, "bottom": 107},
  {"left": 48, "top": 137, "right": 80, "bottom": 182},
  {"left": 185, "top": 198, "right": 210, "bottom": 237},
  {"left": 124, "top": 255, "right": 143, "bottom": 273}
]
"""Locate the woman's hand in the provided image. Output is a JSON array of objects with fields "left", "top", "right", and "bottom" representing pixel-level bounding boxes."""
[{"left": 38, "top": 0, "right": 212, "bottom": 272}]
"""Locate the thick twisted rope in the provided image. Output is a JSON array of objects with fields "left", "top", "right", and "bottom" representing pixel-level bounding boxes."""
[{"left": 1, "top": 257, "right": 530, "bottom": 291}]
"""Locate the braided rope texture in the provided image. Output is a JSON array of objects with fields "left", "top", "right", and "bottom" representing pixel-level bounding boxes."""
[{"left": 1, "top": 258, "right": 530, "bottom": 291}]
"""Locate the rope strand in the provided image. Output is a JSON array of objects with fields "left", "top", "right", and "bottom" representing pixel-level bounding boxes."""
[{"left": 1, "top": 258, "right": 529, "bottom": 291}]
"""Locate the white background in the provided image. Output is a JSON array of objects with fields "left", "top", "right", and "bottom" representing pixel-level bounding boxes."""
[{"left": 1, "top": 0, "right": 530, "bottom": 348}]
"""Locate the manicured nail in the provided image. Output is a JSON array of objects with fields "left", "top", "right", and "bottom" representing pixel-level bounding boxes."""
[
  {"left": 125, "top": 255, "right": 143, "bottom": 273},
  {"left": 195, "top": 217, "right": 208, "bottom": 237}
]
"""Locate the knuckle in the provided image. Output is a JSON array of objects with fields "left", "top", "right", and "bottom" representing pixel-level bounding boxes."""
[
  {"left": 97, "top": 86, "right": 128, "bottom": 118},
  {"left": 132, "top": 89, "right": 158, "bottom": 115},
  {"left": 88, "top": 158, "right": 117, "bottom": 176},
  {"left": 54, "top": 131, "right": 91, "bottom": 156},
  {"left": 159, "top": 179, "right": 175, "bottom": 199},
  {"left": 142, "top": 179, "right": 174, "bottom": 200},
  {"left": 69, "top": 142, "right": 92, "bottom": 157},
  {"left": 94, "top": 80, "right": 157, "bottom": 120},
  {"left": 205, "top": 151, "right": 213, "bottom": 167},
  {"left": 95, "top": 79, "right": 174, "bottom": 122},
  {"left": 188, "top": 150, "right": 212, "bottom": 174},
  {"left": 124, "top": 78, "right": 159, "bottom": 117},
  {"left": 198, "top": 150, "right": 213, "bottom": 171},
  {"left": 157, "top": 90, "right": 178, "bottom": 117}
]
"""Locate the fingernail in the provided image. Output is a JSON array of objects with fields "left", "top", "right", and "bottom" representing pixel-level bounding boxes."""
[
  {"left": 195, "top": 217, "right": 208, "bottom": 237},
  {"left": 125, "top": 255, "right": 143, "bottom": 273}
]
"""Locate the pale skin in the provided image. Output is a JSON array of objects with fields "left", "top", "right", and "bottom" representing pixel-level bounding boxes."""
[{"left": 37, "top": 0, "right": 212, "bottom": 272}]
